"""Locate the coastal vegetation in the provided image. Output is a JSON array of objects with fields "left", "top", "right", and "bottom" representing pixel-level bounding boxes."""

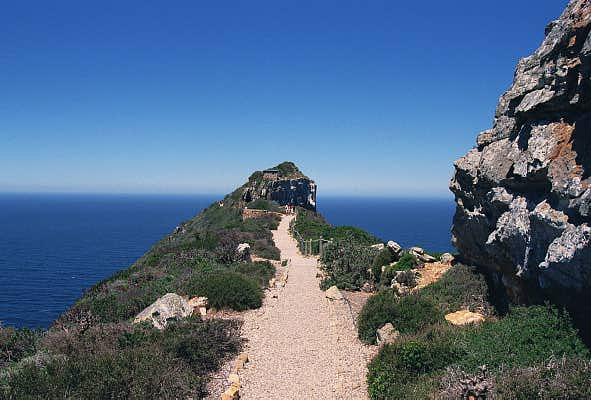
[
  {"left": 0, "top": 175, "right": 283, "bottom": 399},
  {"left": 357, "top": 263, "right": 590, "bottom": 398}
]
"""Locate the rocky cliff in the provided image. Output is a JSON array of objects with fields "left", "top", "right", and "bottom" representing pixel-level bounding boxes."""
[
  {"left": 240, "top": 162, "right": 317, "bottom": 211},
  {"left": 450, "top": 0, "right": 591, "bottom": 303}
]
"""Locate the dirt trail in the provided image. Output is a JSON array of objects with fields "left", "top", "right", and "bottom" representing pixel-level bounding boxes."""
[{"left": 239, "top": 215, "right": 374, "bottom": 400}]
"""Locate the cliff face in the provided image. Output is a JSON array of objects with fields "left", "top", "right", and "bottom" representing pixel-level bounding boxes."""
[
  {"left": 241, "top": 162, "right": 317, "bottom": 211},
  {"left": 450, "top": 0, "right": 591, "bottom": 302}
]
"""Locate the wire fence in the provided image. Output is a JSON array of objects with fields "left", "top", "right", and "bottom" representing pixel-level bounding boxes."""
[{"left": 289, "top": 213, "right": 333, "bottom": 257}]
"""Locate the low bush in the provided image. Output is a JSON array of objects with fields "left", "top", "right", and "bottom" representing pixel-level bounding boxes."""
[
  {"left": 357, "top": 290, "right": 442, "bottom": 344},
  {"left": 419, "top": 264, "right": 493, "bottom": 315},
  {"left": 393, "top": 253, "right": 417, "bottom": 271},
  {"left": 2, "top": 318, "right": 241, "bottom": 399},
  {"left": 492, "top": 357, "right": 591, "bottom": 399},
  {"left": 247, "top": 199, "right": 281, "bottom": 212},
  {"left": 181, "top": 271, "right": 263, "bottom": 311},
  {"left": 371, "top": 248, "right": 394, "bottom": 282},
  {"left": 231, "top": 261, "right": 276, "bottom": 287},
  {"left": 0, "top": 326, "right": 41, "bottom": 369},
  {"left": 366, "top": 304, "right": 589, "bottom": 399},
  {"left": 319, "top": 241, "right": 378, "bottom": 290},
  {"left": 368, "top": 338, "right": 461, "bottom": 399}
]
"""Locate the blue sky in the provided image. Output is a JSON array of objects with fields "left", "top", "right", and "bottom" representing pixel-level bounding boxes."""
[{"left": 0, "top": 0, "right": 569, "bottom": 197}]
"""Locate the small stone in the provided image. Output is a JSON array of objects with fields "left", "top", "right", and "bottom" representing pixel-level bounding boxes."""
[
  {"left": 221, "top": 382, "right": 240, "bottom": 400},
  {"left": 440, "top": 253, "right": 454, "bottom": 264},
  {"left": 325, "top": 285, "right": 343, "bottom": 300},
  {"left": 268, "top": 278, "right": 276, "bottom": 288},
  {"left": 376, "top": 323, "right": 400, "bottom": 346},
  {"left": 228, "top": 373, "right": 240, "bottom": 385},
  {"left": 387, "top": 241, "right": 402, "bottom": 255},
  {"left": 445, "top": 309, "right": 485, "bottom": 326}
]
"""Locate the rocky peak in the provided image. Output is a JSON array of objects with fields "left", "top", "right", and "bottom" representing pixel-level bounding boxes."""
[
  {"left": 241, "top": 162, "right": 317, "bottom": 210},
  {"left": 450, "top": 0, "right": 591, "bottom": 303}
]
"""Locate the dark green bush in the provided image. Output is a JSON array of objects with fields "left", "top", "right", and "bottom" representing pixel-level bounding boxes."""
[
  {"left": 0, "top": 326, "right": 41, "bottom": 369},
  {"left": 368, "top": 338, "right": 461, "bottom": 399},
  {"left": 247, "top": 199, "right": 281, "bottom": 211},
  {"left": 319, "top": 241, "right": 378, "bottom": 290},
  {"left": 181, "top": 271, "right": 263, "bottom": 311},
  {"left": 393, "top": 253, "right": 417, "bottom": 271},
  {"left": 366, "top": 304, "right": 589, "bottom": 399},
  {"left": 293, "top": 209, "right": 380, "bottom": 246},
  {"left": 231, "top": 261, "right": 276, "bottom": 287},
  {"left": 371, "top": 248, "right": 394, "bottom": 282},
  {"left": 357, "top": 290, "right": 443, "bottom": 344}
]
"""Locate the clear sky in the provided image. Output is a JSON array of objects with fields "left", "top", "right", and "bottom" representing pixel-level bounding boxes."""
[{"left": 1, "top": 0, "right": 569, "bottom": 197}]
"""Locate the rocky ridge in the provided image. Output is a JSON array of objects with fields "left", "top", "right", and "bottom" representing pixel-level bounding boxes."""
[
  {"left": 451, "top": 0, "right": 591, "bottom": 302},
  {"left": 240, "top": 161, "right": 317, "bottom": 211}
]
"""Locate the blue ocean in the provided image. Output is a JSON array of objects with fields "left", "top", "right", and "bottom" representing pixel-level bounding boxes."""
[{"left": 0, "top": 194, "right": 454, "bottom": 328}]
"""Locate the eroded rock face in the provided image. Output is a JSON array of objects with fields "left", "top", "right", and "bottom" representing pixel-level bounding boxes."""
[
  {"left": 241, "top": 162, "right": 317, "bottom": 210},
  {"left": 450, "top": 0, "right": 591, "bottom": 302}
]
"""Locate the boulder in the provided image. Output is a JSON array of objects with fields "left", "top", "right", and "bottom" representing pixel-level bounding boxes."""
[
  {"left": 376, "top": 323, "right": 400, "bottom": 346},
  {"left": 450, "top": 0, "right": 591, "bottom": 302},
  {"left": 325, "top": 285, "right": 344, "bottom": 300},
  {"left": 236, "top": 243, "right": 251, "bottom": 261},
  {"left": 410, "top": 246, "right": 437, "bottom": 263},
  {"left": 133, "top": 293, "right": 193, "bottom": 329},
  {"left": 445, "top": 309, "right": 485, "bottom": 326},
  {"left": 440, "top": 253, "right": 454, "bottom": 265},
  {"left": 387, "top": 241, "right": 402, "bottom": 256}
]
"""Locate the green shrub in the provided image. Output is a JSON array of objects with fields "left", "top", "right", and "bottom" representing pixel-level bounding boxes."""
[
  {"left": 366, "top": 304, "right": 589, "bottom": 399},
  {"left": 371, "top": 248, "right": 393, "bottom": 282},
  {"left": 368, "top": 338, "right": 461, "bottom": 399},
  {"left": 357, "top": 290, "right": 443, "bottom": 344},
  {"left": 293, "top": 209, "right": 380, "bottom": 247},
  {"left": 247, "top": 199, "right": 281, "bottom": 212},
  {"left": 0, "top": 326, "right": 41, "bottom": 369},
  {"left": 493, "top": 357, "right": 591, "bottom": 399},
  {"left": 2, "top": 318, "right": 241, "bottom": 399},
  {"left": 319, "top": 241, "right": 378, "bottom": 290},
  {"left": 419, "top": 264, "right": 493, "bottom": 315},
  {"left": 181, "top": 271, "right": 263, "bottom": 311},
  {"left": 231, "top": 261, "right": 276, "bottom": 287},
  {"left": 394, "top": 253, "right": 417, "bottom": 271}
]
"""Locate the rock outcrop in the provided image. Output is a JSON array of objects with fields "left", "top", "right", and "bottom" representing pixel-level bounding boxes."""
[
  {"left": 133, "top": 293, "right": 194, "bottom": 329},
  {"left": 241, "top": 162, "right": 317, "bottom": 211},
  {"left": 450, "top": 0, "right": 591, "bottom": 302}
]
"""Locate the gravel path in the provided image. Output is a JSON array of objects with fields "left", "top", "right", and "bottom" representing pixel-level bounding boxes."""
[{"left": 239, "top": 215, "right": 375, "bottom": 400}]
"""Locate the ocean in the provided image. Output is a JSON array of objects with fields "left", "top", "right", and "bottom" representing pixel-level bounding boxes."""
[{"left": 0, "top": 194, "right": 454, "bottom": 328}]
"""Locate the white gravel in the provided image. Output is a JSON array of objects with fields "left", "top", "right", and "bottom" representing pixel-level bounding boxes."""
[{"left": 238, "top": 215, "right": 376, "bottom": 400}]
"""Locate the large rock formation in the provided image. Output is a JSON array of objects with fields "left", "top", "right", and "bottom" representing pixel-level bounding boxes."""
[
  {"left": 450, "top": 0, "right": 591, "bottom": 303},
  {"left": 241, "top": 162, "right": 317, "bottom": 210}
]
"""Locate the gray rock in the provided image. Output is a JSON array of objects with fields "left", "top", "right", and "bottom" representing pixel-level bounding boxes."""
[
  {"left": 450, "top": 0, "right": 591, "bottom": 301},
  {"left": 376, "top": 323, "right": 400, "bottom": 346},
  {"left": 440, "top": 253, "right": 454, "bottom": 264},
  {"left": 325, "top": 285, "right": 344, "bottom": 300},
  {"left": 133, "top": 293, "right": 193, "bottom": 329},
  {"left": 387, "top": 241, "right": 402, "bottom": 256}
]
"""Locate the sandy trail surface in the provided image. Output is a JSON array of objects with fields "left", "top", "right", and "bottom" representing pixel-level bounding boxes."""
[{"left": 239, "top": 215, "right": 375, "bottom": 400}]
